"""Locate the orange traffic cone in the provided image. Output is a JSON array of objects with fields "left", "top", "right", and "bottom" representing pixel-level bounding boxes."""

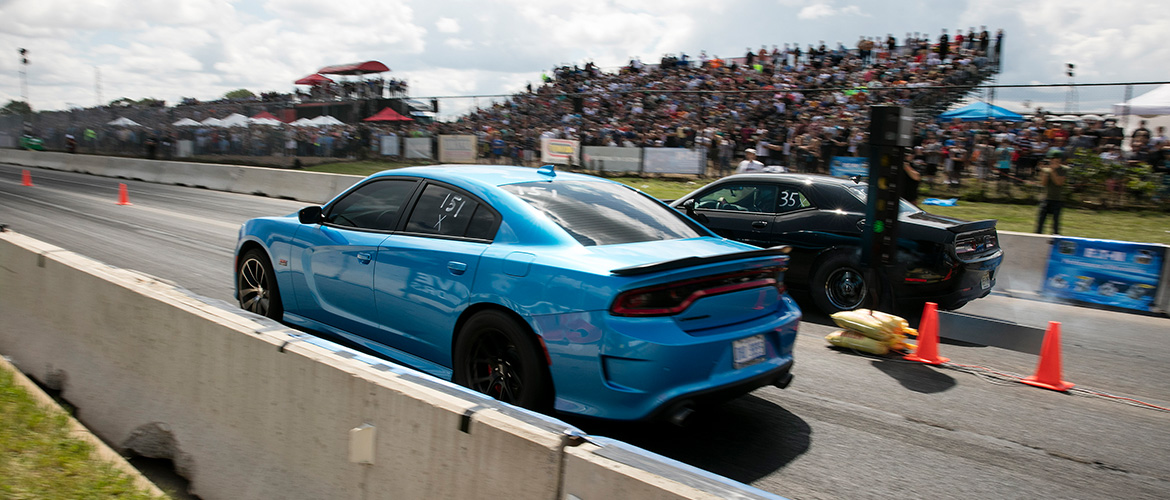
[
  {"left": 1022, "top": 321, "right": 1074, "bottom": 392},
  {"left": 904, "top": 302, "right": 949, "bottom": 365},
  {"left": 21, "top": 169, "right": 33, "bottom": 186},
  {"left": 116, "top": 183, "right": 132, "bottom": 206}
]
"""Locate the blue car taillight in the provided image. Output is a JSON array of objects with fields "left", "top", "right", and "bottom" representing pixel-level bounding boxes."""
[{"left": 610, "top": 267, "right": 784, "bottom": 317}]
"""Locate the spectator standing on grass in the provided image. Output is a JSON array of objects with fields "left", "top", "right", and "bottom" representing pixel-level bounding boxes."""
[
  {"left": 901, "top": 151, "right": 922, "bottom": 206},
  {"left": 736, "top": 148, "right": 765, "bottom": 173},
  {"left": 995, "top": 137, "right": 1015, "bottom": 194},
  {"left": 945, "top": 139, "right": 966, "bottom": 187},
  {"left": 1035, "top": 150, "right": 1070, "bottom": 234}
]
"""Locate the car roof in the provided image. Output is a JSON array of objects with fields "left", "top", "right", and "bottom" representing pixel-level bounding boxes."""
[
  {"left": 368, "top": 164, "right": 612, "bottom": 189},
  {"left": 717, "top": 173, "right": 865, "bottom": 188}
]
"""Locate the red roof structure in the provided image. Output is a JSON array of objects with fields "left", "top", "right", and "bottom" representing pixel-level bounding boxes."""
[
  {"left": 363, "top": 107, "right": 413, "bottom": 122},
  {"left": 251, "top": 111, "right": 283, "bottom": 121},
  {"left": 317, "top": 61, "right": 390, "bottom": 76},
  {"left": 294, "top": 73, "right": 333, "bottom": 85}
]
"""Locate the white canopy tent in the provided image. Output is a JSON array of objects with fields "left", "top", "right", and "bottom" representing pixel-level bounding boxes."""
[
  {"left": 200, "top": 117, "right": 224, "bottom": 127},
  {"left": 172, "top": 118, "right": 201, "bottom": 127},
  {"left": 107, "top": 117, "right": 142, "bottom": 127},
  {"left": 290, "top": 117, "right": 317, "bottom": 127},
  {"left": 219, "top": 113, "right": 251, "bottom": 127},
  {"left": 249, "top": 117, "right": 283, "bottom": 127},
  {"left": 1112, "top": 84, "right": 1170, "bottom": 117},
  {"left": 310, "top": 115, "right": 344, "bottom": 126}
]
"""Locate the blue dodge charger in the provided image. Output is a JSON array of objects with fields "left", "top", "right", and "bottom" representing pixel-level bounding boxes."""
[{"left": 235, "top": 165, "right": 800, "bottom": 421}]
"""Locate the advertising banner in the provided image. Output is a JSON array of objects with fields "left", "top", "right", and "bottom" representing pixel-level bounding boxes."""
[
  {"left": 379, "top": 135, "right": 400, "bottom": 156},
  {"left": 642, "top": 147, "right": 705, "bottom": 175},
  {"left": 541, "top": 138, "right": 580, "bottom": 165},
  {"left": 582, "top": 146, "right": 641, "bottom": 172},
  {"left": 1042, "top": 237, "right": 1167, "bottom": 312},
  {"left": 404, "top": 137, "right": 433, "bottom": 159},
  {"left": 830, "top": 156, "right": 869, "bottom": 178},
  {"left": 439, "top": 135, "right": 477, "bottom": 163}
]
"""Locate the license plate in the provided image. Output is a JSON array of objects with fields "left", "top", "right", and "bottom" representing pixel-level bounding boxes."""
[
  {"left": 980, "top": 272, "right": 992, "bottom": 290},
  {"left": 733, "top": 335, "right": 766, "bottom": 368}
]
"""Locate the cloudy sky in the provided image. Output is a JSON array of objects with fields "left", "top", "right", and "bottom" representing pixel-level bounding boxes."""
[{"left": 1, "top": 0, "right": 1168, "bottom": 119}]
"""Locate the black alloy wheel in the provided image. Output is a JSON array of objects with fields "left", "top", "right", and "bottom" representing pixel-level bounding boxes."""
[
  {"left": 811, "top": 252, "right": 870, "bottom": 313},
  {"left": 454, "top": 310, "right": 552, "bottom": 412}
]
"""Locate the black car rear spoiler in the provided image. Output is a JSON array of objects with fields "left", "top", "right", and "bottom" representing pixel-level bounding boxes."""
[
  {"left": 610, "top": 246, "right": 791, "bottom": 277},
  {"left": 946, "top": 219, "right": 998, "bottom": 233}
]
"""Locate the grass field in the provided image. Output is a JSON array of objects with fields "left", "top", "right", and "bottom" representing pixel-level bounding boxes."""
[
  {"left": 0, "top": 368, "right": 165, "bottom": 499},
  {"left": 308, "top": 160, "right": 1170, "bottom": 245}
]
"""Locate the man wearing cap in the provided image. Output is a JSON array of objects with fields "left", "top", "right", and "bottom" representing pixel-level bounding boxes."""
[
  {"left": 736, "top": 148, "right": 765, "bottom": 173},
  {"left": 1035, "top": 150, "right": 1070, "bottom": 234}
]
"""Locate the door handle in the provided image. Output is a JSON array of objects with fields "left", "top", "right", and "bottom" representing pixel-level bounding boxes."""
[
  {"left": 752, "top": 220, "right": 769, "bottom": 229},
  {"left": 448, "top": 261, "right": 468, "bottom": 275},
  {"left": 356, "top": 252, "right": 372, "bottom": 264}
]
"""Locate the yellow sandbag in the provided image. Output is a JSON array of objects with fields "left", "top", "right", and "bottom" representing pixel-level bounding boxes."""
[
  {"left": 830, "top": 310, "right": 893, "bottom": 341},
  {"left": 826, "top": 330, "right": 890, "bottom": 355},
  {"left": 866, "top": 309, "right": 910, "bottom": 334}
]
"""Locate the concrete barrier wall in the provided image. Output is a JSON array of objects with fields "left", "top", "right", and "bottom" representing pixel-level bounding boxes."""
[
  {"left": 0, "top": 231, "right": 783, "bottom": 500},
  {"left": 994, "top": 230, "right": 1055, "bottom": 294},
  {"left": 0, "top": 149, "right": 358, "bottom": 204}
]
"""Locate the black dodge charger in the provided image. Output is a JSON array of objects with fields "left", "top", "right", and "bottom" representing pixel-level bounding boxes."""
[{"left": 670, "top": 173, "right": 1004, "bottom": 314}]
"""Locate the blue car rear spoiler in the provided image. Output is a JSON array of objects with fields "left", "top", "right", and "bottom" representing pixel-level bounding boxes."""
[{"left": 610, "top": 246, "right": 791, "bottom": 277}]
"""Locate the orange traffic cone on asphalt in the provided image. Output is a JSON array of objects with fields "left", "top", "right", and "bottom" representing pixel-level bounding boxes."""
[
  {"left": 904, "top": 302, "right": 949, "bottom": 365},
  {"left": 21, "top": 169, "right": 33, "bottom": 186},
  {"left": 1022, "top": 321, "right": 1074, "bottom": 392},
  {"left": 116, "top": 183, "right": 132, "bottom": 206}
]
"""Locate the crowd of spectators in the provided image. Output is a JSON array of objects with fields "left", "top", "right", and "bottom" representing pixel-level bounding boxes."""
[
  {"left": 906, "top": 115, "right": 1170, "bottom": 195},
  {"left": 430, "top": 28, "right": 1004, "bottom": 173}
]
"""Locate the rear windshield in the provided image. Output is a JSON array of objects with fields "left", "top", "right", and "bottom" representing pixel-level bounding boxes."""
[
  {"left": 502, "top": 181, "right": 707, "bottom": 246},
  {"left": 847, "top": 185, "right": 922, "bottom": 214}
]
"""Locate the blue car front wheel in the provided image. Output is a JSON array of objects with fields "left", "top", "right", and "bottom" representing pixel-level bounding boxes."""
[
  {"left": 454, "top": 310, "right": 552, "bottom": 413},
  {"left": 237, "top": 249, "right": 282, "bottom": 320}
]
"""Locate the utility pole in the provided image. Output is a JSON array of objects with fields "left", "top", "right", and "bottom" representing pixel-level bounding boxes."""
[{"left": 19, "top": 48, "right": 29, "bottom": 117}]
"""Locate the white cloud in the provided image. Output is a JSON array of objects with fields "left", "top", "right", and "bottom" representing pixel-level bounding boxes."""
[
  {"left": 436, "top": 17, "right": 460, "bottom": 33},
  {"left": 0, "top": 0, "right": 1167, "bottom": 116},
  {"left": 798, "top": 4, "right": 835, "bottom": 19}
]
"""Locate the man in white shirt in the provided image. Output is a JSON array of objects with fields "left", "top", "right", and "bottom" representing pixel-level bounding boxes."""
[{"left": 736, "top": 148, "right": 765, "bottom": 173}]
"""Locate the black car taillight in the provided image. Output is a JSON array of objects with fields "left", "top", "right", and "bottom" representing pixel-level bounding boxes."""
[
  {"left": 611, "top": 267, "right": 784, "bottom": 317},
  {"left": 955, "top": 232, "right": 998, "bottom": 258}
]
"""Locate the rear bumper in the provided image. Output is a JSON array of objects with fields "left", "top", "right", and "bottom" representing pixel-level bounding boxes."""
[
  {"left": 895, "top": 251, "right": 1003, "bottom": 309},
  {"left": 531, "top": 294, "right": 801, "bottom": 421},
  {"left": 644, "top": 359, "right": 793, "bottom": 422}
]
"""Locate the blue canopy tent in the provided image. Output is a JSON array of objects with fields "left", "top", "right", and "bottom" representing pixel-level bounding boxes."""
[{"left": 937, "top": 102, "right": 1024, "bottom": 122}]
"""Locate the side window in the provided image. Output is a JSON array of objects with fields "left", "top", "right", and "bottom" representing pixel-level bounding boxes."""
[
  {"left": 325, "top": 179, "right": 416, "bottom": 230},
  {"left": 694, "top": 184, "right": 778, "bottom": 213},
  {"left": 405, "top": 184, "right": 498, "bottom": 240},
  {"left": 775, "top": 188, "right": 813, "bottom": 214}
]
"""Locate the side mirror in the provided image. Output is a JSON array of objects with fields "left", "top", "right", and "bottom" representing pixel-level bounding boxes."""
[
  {"left": 298, "top": 206, "right": 324, "bottom": 225},
  {"left": 681, "top": 199, "right": 709, "bottom": 224}
]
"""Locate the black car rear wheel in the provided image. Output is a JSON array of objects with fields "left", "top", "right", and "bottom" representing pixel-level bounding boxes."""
[
  {"left": 237, "top": 248, "right": 282, "bottom": 320},
  {"left": 812, "top": 252, "right": 871, "bottom": 313},
  {"left": 454, "top": 311, "right": 552, "bottom": 413}
]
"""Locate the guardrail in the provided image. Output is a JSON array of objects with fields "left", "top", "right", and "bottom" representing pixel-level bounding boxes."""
[{"left": 0, "top": 230, "right": 784, "bottom": 500}]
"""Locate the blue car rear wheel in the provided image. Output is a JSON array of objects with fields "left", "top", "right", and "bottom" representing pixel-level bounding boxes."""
[{"left": 454, "top": 311, "right": 552, "bottom": 412}]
